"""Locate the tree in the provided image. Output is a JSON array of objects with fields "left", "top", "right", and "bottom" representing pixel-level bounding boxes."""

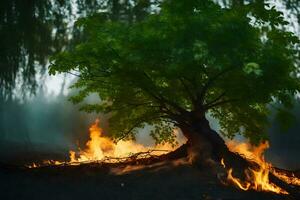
[
  {"left": 0, "top": 0, "right": 72, "bottom": 99},
  {"left": 0, "top": 0, "right": 155, "bottom": 150},
  {"left": 49, "top": 0, "right": 300, "bottom": 167},
  {"left": 0, "top": 0, "right": 150, "bottom": 99}
]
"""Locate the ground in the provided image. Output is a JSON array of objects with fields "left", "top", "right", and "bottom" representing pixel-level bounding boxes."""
[{"left": 0, "top": 159, "right": 295, "bottom": 200}]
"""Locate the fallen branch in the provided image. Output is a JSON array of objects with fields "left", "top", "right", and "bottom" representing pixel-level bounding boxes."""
[{"left": 27, "top": 149, "right": 173, "bottom": 168}]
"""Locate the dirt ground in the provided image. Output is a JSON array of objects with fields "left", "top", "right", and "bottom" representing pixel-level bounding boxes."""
[{"left": 0, "top": 159, "right": 296, "bottom": 200}]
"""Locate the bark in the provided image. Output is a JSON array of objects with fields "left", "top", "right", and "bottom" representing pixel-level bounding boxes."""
[{"left": 178, "top": 116, "right": 250, "bottom": 170}]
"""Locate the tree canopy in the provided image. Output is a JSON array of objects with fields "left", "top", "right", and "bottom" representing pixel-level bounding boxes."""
[{"left": 50, "top": 0, "right": 300, "bottom": 144}]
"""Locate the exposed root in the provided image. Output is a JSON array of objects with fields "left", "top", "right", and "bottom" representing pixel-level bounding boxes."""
[{"left": 220, "top": 149, "right": 300, "bottom": 198}]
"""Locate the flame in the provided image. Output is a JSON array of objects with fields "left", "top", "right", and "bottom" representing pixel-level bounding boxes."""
[
  {"left": 27, "top": 119, "right": 300, "bottom": 194},
  {"left": 223, "top": 141, "right": 288, "bottom": 194},
  {"left": 227, "top": 168, "right": 251, "bottom": 191},
  {"left": 220, "top": 158, "right": 225, "bottom": 168},
  {"left": 271, "top": 169, "right": 300, "bottom": 186},
  {"left": 68, "top": 119, "right": 180, "bottom": 163},
  {"left": 28, "top": 163, "right": 37, "bottom": 168},
  {"left": 29, "top": 119, "right": 184, "bottom": 168},
  {"left": 69, "top": 119, "right": 114, "bottom": 163}
]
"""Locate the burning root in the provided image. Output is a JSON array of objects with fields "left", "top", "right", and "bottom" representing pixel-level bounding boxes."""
[
  {"left": 220, "top": 141, "right": 300, "bottom": 195},
  {"left": 271, "top": 168, "right": 300, "bottom": 187}
]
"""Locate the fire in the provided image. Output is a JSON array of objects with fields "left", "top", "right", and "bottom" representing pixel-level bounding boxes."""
[
  {"left": 68, "top": 119, "right": 180, "bottom": 163},
  {"left": 220, "top": 158, "right": 225, "bottom": 168},
  {"left": 227, "top": 168, "right": 251, "bottom": 191},
  {"left": 28, "top": 119, "right": 183, "bottom": 168},
  {"left": 27, "top": 119, "right": 300, "bottom": 195},
  {"left": 271, "top": 169, "right": 300, "bottom": 186},
  {"left": 222, "top": 141, "right": 290, "bottom": 194},
  {"left": 28, "top": 163, "right": 37, "bottom": 169},
  {"left": 68, "top": 119, "right": 115, "bottom": 163}
]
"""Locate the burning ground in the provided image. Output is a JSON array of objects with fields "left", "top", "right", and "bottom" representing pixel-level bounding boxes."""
[
  {"left": 1, "top": 160, "right": 299, "bottom": 200},
  {"left": 0, "top": 119, "right": 299, "bottom": 200}
]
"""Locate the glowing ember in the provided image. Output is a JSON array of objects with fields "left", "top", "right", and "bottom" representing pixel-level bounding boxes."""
[
  {"left": 28, "top": 163, "right": 37, "bottom": 169},
  {"left": 223, "top": 141, "right": 288, "bottom": 194},
  {"left": 271, "top": 169, "right": 300, "bottom": 186},
  {"left": 220, "top": 158, "right": 226, "bottom": 168},
  {"left": 28, "top": 119, "right": 183, "bottom": 168}
]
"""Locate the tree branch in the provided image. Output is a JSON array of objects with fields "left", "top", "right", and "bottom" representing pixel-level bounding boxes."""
[
  {"left": 204, "top": 91, "right": 226, "bottom": 108},
  {"left": 205, "top": 99, "right": 238, "bottom": 110},
  {"left": 66, "top": 71, "right": 81, "bottom": 77},
  {"left": 142, "top": 71, "right": 188, "bottom": 115},
  {"left": 179, "top": 77, "right": 197, "bottom": 106},
  {"left": 197, "top": 66, "right": 237, "bottom": 106}
]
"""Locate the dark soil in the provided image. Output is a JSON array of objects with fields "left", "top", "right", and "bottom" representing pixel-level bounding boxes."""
[{"left": 0, "top": 159, "right": 297, "bottom": 200}]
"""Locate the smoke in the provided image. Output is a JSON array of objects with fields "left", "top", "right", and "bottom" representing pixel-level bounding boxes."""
[
  {"left": 1, "top": 73, "right": 300, "bottom": 170},
  {"left": 266, "top": 102, "right": 300, "bottom": 170},
  {"left": 207, "top": 111, "right": 300, "bottom": 170},
  {"left": 0, "top": 74, "right": 183, "bottom": 165},
  {"left": 0, "top": 75, "right": 101, "bottom": 164}
]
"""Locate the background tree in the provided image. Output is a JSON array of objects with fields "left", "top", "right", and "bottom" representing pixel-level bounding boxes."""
[
  {"left": 0, "top": 0, "right": 153, "bottom": 100},
  {"left": 0, "top": 0, "right": 72, "bottom": 99},
  {"left": 1, "top": 0, "right": 298, "bottom": 101},
  {"left": 50, "top": 0, "right": 300, "bottom": 167},
  {"left": 0, "top": 0, "right": 155, "bottom": 145}
]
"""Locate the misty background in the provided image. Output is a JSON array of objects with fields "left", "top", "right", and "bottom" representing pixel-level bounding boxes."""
[{"left": 0, "top": 0, "right": 300, "bottom": 170}]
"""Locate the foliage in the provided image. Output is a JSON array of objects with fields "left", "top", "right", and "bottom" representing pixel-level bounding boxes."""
[{"left": 50, "top": 0, "right": 300, "bottom": 144}]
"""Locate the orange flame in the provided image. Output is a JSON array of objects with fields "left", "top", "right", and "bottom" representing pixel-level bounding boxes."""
[
  {"left": 271, "top": 169, "right": 300, "bottom": 186},
  {"left": 69, "top": 119, "right": 115, "bottom": 163},
  {"left": 223, "top": 141, "right": 288, "bottom": 194},
  {"left": 29, "top": 119, "right": 184, "bottom": 168},
  {"left": 220, "top": 158, "right": 226, "bottom": 168},
  {"left": 227, "top": 168, "right": 251, "bottom": 191}
]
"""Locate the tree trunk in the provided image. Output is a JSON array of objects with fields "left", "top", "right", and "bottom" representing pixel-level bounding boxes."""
[{"left": 178, "top": 116, "right": 250, "bottom": 171}]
